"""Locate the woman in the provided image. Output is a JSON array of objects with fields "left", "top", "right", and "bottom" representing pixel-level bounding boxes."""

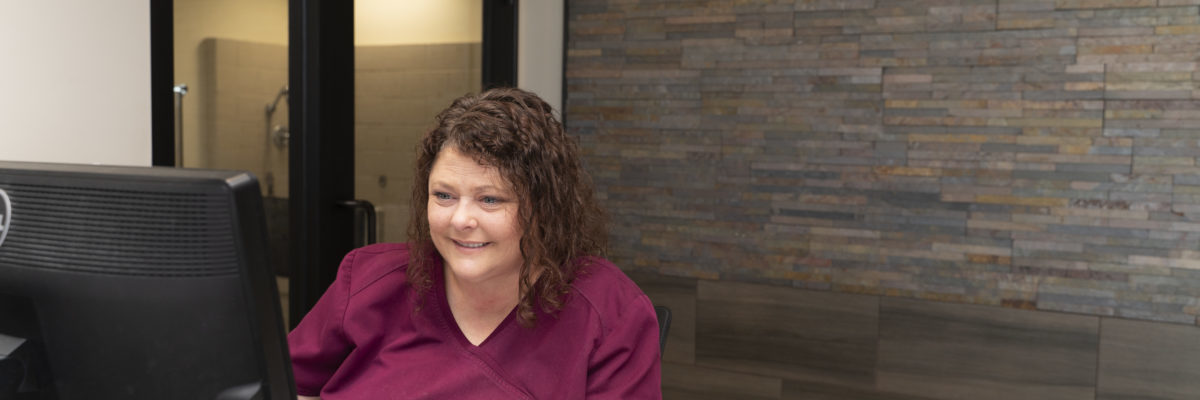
[{"left": 288, "top": 88, "right": 662, "bottom": 399}]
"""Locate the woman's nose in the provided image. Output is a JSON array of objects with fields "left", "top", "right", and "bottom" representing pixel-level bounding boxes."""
[{"left": 450, "top": 201, "right": 477, "bottom": 231}]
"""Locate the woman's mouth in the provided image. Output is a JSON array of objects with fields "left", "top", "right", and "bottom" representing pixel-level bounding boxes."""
[{"left": 453, "top": 240, "right": 489, "bottom": 249}]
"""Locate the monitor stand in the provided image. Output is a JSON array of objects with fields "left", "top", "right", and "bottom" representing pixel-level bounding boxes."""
[{"left": 0, "top": 332, "right": 52, "bottom": 399}]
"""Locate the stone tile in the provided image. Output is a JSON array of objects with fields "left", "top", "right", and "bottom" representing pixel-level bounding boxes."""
[
  {"left": 568, "top": 0, "right": 1200, "bottom": 332},
  {"left": 877, "top": 298, "right": 1099, "bottom": 400},
  {"left": 1097, "top": 318, "right": 1200, "bottom": 400},
  {"left": 695, "top": 280, "right": 878, "bottom": 387}
]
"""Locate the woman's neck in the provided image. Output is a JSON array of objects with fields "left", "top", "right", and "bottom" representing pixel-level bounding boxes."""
[
  {"left": 443, "top": 265, "right": 544, "bottom": 345},
  {"left": 444, "top": 268, "right": 520, "bottom": 316},
  {"left": 443, "top": 265, "right": 522, "bottom": 345}
]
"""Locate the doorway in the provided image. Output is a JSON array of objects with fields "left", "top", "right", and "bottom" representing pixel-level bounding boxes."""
[{"left": 153, "top": 0, "right": 515, "bottom": 327}]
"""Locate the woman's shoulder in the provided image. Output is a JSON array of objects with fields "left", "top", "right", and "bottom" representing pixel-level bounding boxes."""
[
  {"left": 349, "top": 242, "right": 412, "bottom": 258},
  {"left": 567, "top": 257, "right": 652, "bottom": 322},
  {"left": 339, "top": 242, "right": 412, "bottom": 295}
]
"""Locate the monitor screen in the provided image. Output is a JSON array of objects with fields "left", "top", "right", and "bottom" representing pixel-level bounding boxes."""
[{"left": 0, "top": 161, "right": 294, "bottom": 400}]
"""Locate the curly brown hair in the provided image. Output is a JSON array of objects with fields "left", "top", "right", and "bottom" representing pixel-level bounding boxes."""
[{"left": 407, "top": 87, "right": 607, "bottom": 326}]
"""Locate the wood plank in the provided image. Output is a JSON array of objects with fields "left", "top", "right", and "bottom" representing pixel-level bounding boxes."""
[
  {"left": 696, "top": 280, "right": 879, "bottom": 387},
  {"left": 1097, "top": 318, "right": 1200, "bottom": 400},
  {"left": 877, "top": 297, "right": 1099, "bottom": 400}
]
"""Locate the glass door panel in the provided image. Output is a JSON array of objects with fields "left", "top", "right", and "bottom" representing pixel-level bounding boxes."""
[
  {"left": 174, "top": 0, "right": 292, "bottom": 322},
  {"left": 354, "top": 0, "right": 482, "bottom": 244}
]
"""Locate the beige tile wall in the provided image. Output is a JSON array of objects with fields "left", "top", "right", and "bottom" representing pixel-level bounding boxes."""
[{"left": 199, "top": 38, "right": 289, "bottom": 198}]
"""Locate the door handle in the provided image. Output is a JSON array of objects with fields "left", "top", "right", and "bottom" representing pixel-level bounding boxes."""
[{"left": 338, "top": 200, "right": 377, "bottom": 246}]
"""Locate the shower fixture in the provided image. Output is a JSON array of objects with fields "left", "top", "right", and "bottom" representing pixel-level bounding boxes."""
[
  {"left": 271, "top": 124, "right": 290, "bottom": 149},
  {"left": 265, "top": 85, "right": 290, "bottom": 149},
  {"left": 265, "top": 85, "right": 288, "bottom": 115}
]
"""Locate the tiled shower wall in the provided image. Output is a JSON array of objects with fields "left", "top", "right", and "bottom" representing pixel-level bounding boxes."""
[
  {"left": 200, "top": 38, "right": 290, "bottom": 275},
  {"left": 566, "top": 0, "right": 1200, "bottom": 325},
  {"left": 199, "top": 38, "right": 288, "bottom": 197}
]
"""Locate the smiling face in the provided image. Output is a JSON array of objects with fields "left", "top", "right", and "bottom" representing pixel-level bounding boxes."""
[{"left": 427, "top": 145, "right": 525, "bottom": 286}]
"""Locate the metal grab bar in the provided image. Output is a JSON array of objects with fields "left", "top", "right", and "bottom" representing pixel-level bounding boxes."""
[
  {"left": 339, "top": 200, "right": 378, "bottom": 247},
  {"left": 173, "top": 84, "right": 188, "bottom": 167}
]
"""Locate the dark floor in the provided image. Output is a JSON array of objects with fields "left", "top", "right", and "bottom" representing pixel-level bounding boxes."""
[{"left": 629, "top": 272, "right": 1200, "bottom": 400}]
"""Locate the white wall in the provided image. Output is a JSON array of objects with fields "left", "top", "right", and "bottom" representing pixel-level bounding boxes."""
[
  {"left": 0, "top": 0, "right": 152, "bottom": 166},
  {"left": 518, "top": 1, "right": 564, "bottom": 114}
]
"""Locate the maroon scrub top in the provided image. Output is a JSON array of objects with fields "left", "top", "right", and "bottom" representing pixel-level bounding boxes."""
[{"left": 288, "top": 243, "right": 662, "bottom": 399}]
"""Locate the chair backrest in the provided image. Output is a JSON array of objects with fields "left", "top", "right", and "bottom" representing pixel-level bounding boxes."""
[{"left": 653, "top": 305, "right": 671, "bottom": 358}]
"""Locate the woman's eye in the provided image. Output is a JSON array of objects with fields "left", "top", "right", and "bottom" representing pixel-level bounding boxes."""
[
  {"left": 434, "top": 192, "right": 452, "bottom": 200},
  {"left": 481, "top": 196, "right": 500, "bottom": 205}
]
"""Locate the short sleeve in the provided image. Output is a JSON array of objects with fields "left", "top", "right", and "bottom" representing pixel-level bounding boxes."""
[
  {"left": 287, "top": 250, "right": 358, "bottom": 397},
  {"left": 586, "top": 293, "right": 663, "bottom": 399}
]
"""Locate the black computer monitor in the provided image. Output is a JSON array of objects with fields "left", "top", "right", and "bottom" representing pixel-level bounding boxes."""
[{"left": 0, "top": 161, "right": 294, "bottom": 400}]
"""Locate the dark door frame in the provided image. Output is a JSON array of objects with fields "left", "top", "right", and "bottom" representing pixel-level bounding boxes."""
[
  {"left": 150, "top": 0, "right": 174, "bottom": 167},
  {"left": 150, "top": 0, "right": 520, "bottom": 328},
  {"left": 483, "top": 0, "right": 518, "bottom": 88},
  {"left": 286, "top": 0, "right": 356, "bottom": 328}
]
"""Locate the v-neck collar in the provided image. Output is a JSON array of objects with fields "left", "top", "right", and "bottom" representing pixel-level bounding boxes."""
[
  {"left": 432, "top": 257, "right": 519, "bottom": 349},
  {"left": 428, "top": 257, "right": 536, "bottom": 400}
]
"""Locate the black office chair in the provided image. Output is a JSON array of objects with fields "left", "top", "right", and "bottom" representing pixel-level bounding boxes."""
[{"left": 654, "top": 306, "right": 671, "bottom": 358}]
